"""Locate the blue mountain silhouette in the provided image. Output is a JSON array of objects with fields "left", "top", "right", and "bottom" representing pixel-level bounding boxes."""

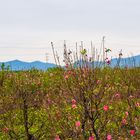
[
  {"left": 111, "top": 55, "right": 140, "bottom": 67},
  {"left": 0, "top": 60, "right": 56, "bottom": 70},
  {"left": 75, "top": 55, "right": 140, "bottom": 68},
  {"left": 0, "top": 55, "right": 140, "bottom": 70}
]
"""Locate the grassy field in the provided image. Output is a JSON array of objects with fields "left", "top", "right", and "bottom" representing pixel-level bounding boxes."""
[
  {"left": 0, "top": 65, "right": 140, "bottom": 140},
  {"left": 0, "top": 46, "right": 140, "bottom": 140}
]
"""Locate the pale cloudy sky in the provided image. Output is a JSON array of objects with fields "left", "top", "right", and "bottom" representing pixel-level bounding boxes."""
[{"left": 0, "top": 0, "right": 140, "bottom": 63}]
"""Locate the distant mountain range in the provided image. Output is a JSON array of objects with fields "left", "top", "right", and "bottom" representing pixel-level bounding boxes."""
[
  {"left": 76, "top": 55, "right": 140, "bottom": 68},
  {"left": 0, "top": 55, "right": 140, "bottom": 70},
  {"left": 110, "top": 55, "right": 140, "bottom": 67},
  {"left": 0, "top": 60, "right": 56, "bottom": 71}
]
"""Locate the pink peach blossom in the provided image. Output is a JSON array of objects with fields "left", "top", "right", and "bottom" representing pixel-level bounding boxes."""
[
  {"left": 68, "top": 70, "right": 72, "bottom": 75},
  {"left": 122, "top": 118, "right": 127, "bottom": 125},
  {"left": 107, "top": 134, "right": 112, "bottom": 140},
  {"left": 55, "top": 135, "right": 60, "bottom": 140},
  {"left": 103, "top": 105, "right": 109, "bottom": 111},
  {"left": 89, "top": 135, "right": 94, "bottom": 140},
  {"left": 71, "top": 99, "right": 76, "bottom": 104},
  {"left": 136, "top": 102, "right": 140, "bottom": 107},
  {"left": 72, "top": 104, "right": 77, "bottom": 109},
  {"left": 125, "top": 112, "right": 129, "bottom": 117},
  {"left": 64, "top": 75, "right": 69, "bottom": 79},
  {"left": 130, "top": 130, "right": 135, "bottom": 136},
  {"left": 2, "top": 127, "right": 9, "bottom": 133},
  {"left": 106, "top": 60, "right": 111, "bottom": 65},
  {"left": 96, "top": 80, "right": 101, "bottom": 84},
  {"left": 115, "top": 93, "right": 121, "bottom": 98},
  {"left": 65, "top": 64, "right": 69, "bottom": 68},
  {"left": 75, "top": 121, "right": 81, "bottom": 127}
]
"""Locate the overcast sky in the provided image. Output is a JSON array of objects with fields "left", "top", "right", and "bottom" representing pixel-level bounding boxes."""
[{"left": 0, "top": 0, "right": 140, "bottom": 63}]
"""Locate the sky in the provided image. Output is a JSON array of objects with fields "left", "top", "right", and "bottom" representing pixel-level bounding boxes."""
[{"left": 0, "top": 0, "right": 140, "bottom": 63}]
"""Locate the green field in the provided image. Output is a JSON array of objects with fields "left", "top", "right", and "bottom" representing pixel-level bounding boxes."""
[{"left": 0, "top": 65, "right": 140, "bottom": 140}]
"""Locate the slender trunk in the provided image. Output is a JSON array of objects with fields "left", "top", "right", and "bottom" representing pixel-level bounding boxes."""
[
  {"left": 82, "top": 92, "right": 89, "bottom": 140},
  {"left": 82, "top": 115, "right": 87, "bottom": 140},
  {"left": 91, "top": 122, "right": 100, "bottom": 140},
  {"left": 23, "top": 99, "right": 30, "bottom": 140}
]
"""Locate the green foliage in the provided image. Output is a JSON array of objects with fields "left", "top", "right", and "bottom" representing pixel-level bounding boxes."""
[{"left": 0, "top": 67, "right": 140, "bottom": 139}]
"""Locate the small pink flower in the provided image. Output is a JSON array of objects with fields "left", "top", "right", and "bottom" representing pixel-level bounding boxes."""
[
  {"left": 115, "top": 93, "right": 121, "bottom": 98},
  {"left": 107, "top": 134, "right": 112, "bottom": 140},
  {"left": 122, "top": 118, "right": 127, "bottom": 125},
  {"left": 55, "top": 135, "right": 60, "bottom": 140},
  {"left": 125, "top": 112, "right": 129, "bottom": 117},
  {"left": 89, "top": 135, "right": 94, "bottom": 140},
  {"left": 65, "top": 64, "right": 69, "bottom": 68},
  {"left": 75, "top": 121, "right": 81, "bottom": 127},
  {"left": 71, "top": 99, "right": 76, "bottom": 104},
  {"left": 105, "top": 59, "right": 111, "bottom": 65},
  {"left": 136, "top": 102, "right": 140, "bottom": 107},
  {"left": 68, "top": 70, "right": 72, "bottom": 75},
  {"left": 103, "top": 105, "right": 109, "bottom": 111},
  {"left": 96, "top": 80, "right": 101, "bottom": 84},
  {"left": 47, "top": 99, "right": 52, "bottom": 104},
  {"left": 72, "top": 104, "right": 77, "bottom": 109},
  {"left": 130, "top": 130, "right": 135, "bottom": 136},
  {"left": 64, "top": 75, "right": 69, "bottom": 79},
  {"left": 2, "top": 127, "right": 9, "bottom": 133}
]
